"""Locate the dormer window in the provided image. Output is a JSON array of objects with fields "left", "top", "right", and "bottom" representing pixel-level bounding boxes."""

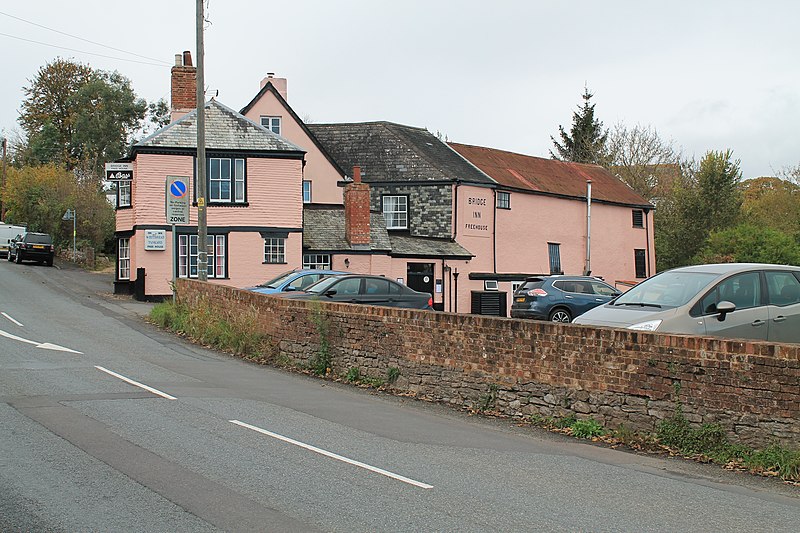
[
  {"left": 260, "top": 116, "right": 281, "bottom": 135},
  {"left": 382, "top": 195, "right": 408, "bottom": 230}
]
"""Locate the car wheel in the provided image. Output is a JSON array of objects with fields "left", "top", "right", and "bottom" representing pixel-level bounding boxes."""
[
  {"left": 46, "top": 258, "right": 53, "bottom": 267},
  {"left": 549, "top": 308, "right": 572, "bottom": 323}
]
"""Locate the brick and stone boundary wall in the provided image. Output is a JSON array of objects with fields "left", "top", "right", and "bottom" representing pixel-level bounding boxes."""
[{"left": 177, "top": 280, "right": 799, "bottom": 448}]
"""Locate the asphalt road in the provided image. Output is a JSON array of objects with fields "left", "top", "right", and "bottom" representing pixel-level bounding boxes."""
[{"left": 1, "top": 258, "right": 798, "bottom": 532}]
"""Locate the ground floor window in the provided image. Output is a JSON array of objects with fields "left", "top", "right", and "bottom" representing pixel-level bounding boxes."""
[
  {"left": 264, "top": 237, "right": 286, "bottom": 264},
  {"left": 634, "top": 249, "right": 647, "bottom": 278},
  {"left": 179, "top": 234, "right": 227, "bottom": 278},
  {"left": 118, "top": 238, "right": 130, "bottom": 280},
  {"left": 303, "top": 254, "right": 331, "bottom": 270},
  {"left": 548, "top": 242, "right": 562, "bottom": 274}
]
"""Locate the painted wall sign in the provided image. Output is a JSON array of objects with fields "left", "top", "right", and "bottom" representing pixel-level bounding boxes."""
[
  {"left": 105, "top": 162, "right": 134, "bottom": 181},
  {"left": 166, "top": 176, "right": 190, "bottom": 224},
  {"left": 462, "top": 191, "right": 492, "bottom": 237},
  {"left": 144, "top": 230, "right": 166, "bottom": 250}
]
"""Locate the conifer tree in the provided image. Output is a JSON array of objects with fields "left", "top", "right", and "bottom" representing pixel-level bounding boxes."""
[{"left": 550, "top": 87, "right": 608, "bottom": 165}]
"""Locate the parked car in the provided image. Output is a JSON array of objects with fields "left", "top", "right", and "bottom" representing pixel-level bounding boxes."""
[
  {"left": 0, "top": 224, "right": 27, "bottom": 258},
  {"left": 246, "top": 269, "right": 348, "bottom": 295},
  {"left": 278, "top": 274, "right": 433, "bottom": 310},
  {"left": 8, "top": 232, "right": 55, "bottom": 266},
  {"left": 573, "top": 263, "right": 800, "bottom": 344},
  {"left": 511, "top": 275, "right": 621, "bottom": 322}
]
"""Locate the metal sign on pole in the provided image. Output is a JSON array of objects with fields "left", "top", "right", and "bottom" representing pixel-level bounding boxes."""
[
  {"left": 166, "top": 176, "right": 190, "bottom": 303},
  {"left": 62, "top": 208, "right": 76, "bottom": 261}
]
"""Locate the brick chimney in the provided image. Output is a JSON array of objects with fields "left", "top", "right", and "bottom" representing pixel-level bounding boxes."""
[
  {"left": 344, "top": 166, "right": 371, "bottom": 246},
  {"left": 260, "top": 72, "right": 288, "bottom": 100},
  {"left": 171, "top": 50, "right": 197, "bottom": 122}
]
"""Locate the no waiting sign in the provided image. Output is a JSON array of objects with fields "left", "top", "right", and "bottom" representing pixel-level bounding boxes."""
[{"left": 166, "top": 176, "right": 190, "bottom": 224}]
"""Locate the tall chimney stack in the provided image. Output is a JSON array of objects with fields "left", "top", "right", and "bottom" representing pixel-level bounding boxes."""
[
  {"left": 344, "top": 166, "right": 371, "bottom": 246},
  {"left": 259, "top": 72, "right": 288, "bottom": 100},
  {"left": 171, "top": 50, "right": 197, "bottom": 122}
]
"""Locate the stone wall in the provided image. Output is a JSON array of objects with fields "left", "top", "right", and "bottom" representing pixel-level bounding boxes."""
[
  {"left": 369, "top": 184, "right": 452, "bottom": 239},
  {"left": 177, "top": 279, "right": 800, "bottom": 447}
]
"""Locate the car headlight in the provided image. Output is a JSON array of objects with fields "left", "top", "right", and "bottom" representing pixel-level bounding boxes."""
[{"left": 627, "top": 320, "right": 662, "bottom": 331}]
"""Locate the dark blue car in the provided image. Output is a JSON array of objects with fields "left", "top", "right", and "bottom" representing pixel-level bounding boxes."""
[{"left": 510, "top": 275, "right": 620, "bottom": 323}]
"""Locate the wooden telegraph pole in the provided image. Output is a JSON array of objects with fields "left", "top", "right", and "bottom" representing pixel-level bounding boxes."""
[{"left": 196, "top": 0, "right": 208, "bottom": 281}]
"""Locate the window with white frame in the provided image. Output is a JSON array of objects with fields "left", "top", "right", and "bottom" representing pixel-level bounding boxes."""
[
  {"left": 178, "top": 234, "right": 226, "bottom": 278},
  {"left": 264, "top": 238, "right": 286, "bottom": 264},
  {"left": 303, "top": 254, "right": 331, "bottom": 270},
  {"left": 303, "top": 180, "right": 312, "bottom": 203},
  {"left": 497, "top": 191, "right": 510, "bottom": 209},
  {"left": 204, "top": 157, "right": 246, "bottom": 204},
  {"left": 260, "top": 116, "right": 281, "bottom": 135},
  {"left": 382, "top": 195, "right": 408, "bottom": 229},
  {"left": 118, "top": 238, "right": 130, "bottom": 280},
  {"left": 117, "top": 181, "right": 131, "bottom": 208}
]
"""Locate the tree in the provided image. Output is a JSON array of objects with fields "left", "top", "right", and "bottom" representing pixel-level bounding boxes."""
[
  {"left": 550, "top": 87, "right": 608, "bottom": 165},
  {"left": 653, "top": 150, "right": 743, "bottom": 271},
  {"left": 740, "top": 177, "right": 800, "bottom": 237},
  {"left": 695, "top": 224, "right": 800, "bottom": 265},
  {"left": 606, "top": 123, "right": 681, "bottom": 201},
  {"left": 18, "top": 58, "right": 93, "bottom": 169},
  {"left": 18, "top": 58, "right": 148, "bottom": 178},
  {"left": 2, "top": 164, "right": 114, "bottom": 251},
  {"left": 69, "top": 70, "right": 147, "bottom": 177}
]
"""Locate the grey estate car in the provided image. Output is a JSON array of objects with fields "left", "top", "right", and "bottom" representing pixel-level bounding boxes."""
[{"left": 573, "top": 263, "right": 800, "bottom": 344}]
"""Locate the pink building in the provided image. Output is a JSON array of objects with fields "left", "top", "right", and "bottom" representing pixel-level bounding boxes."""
[
  {"left": 114, "top": 54, "right": 306, "bottom": 298},
  {"left": 115, "top": 56, "right": 654, "bottom": 313}
]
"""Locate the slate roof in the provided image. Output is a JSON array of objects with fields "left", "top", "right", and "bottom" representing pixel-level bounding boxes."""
[
  {"left": 307, "top": 122, "right": 493, "bottom": 184},
  {"left": 449, "top": 143, "right": 652, "bottom": 208},
  {"left": 388, "top": 234, "right": 473, "bottom": 259},
  {"left": 136, "top": 99, "right": 304, "bottom": 153},
  {"left": 303, "top": 205, "right": 391, "bottom": 252}
]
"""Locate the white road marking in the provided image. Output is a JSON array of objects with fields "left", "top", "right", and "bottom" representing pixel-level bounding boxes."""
[
  {"left": 1, "top": 312, "right": 24, "bottom": 327},
  {"left": 0, "top": 328, "right": 82, "bottom": 354},
  {"left": 95, "top": 366, "right": 177, "bottom": 400},
  {"left": 229, "top": 420, "right": 434, "bottom": 489}
]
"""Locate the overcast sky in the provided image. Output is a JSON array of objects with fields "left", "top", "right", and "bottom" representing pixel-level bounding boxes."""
[{"left": 1, "top": 1, "right": 798, "bottom": 179}]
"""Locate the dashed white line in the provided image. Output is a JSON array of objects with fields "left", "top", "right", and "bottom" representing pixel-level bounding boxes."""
[
  {"left": 229, "top": 420, "right": 433, "bottom": 489},
  {"left": 95, "top": 366, "right": 177, "bottom": 400},
  {"left": 1, "top": 312, "right": 24, "bottom": 327}
]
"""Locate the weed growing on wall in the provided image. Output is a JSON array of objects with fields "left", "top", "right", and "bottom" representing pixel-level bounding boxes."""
[
  {"left": 309, "top": 302, "right": 332, "bottom": 376},
  {"left": 346, "top": 367, "right": 361, "bottom": 382},
  {"left": 477, "top": 384, "right": 499, "bottom": 412},
  {"left": 571, "top": 418, "right": 606, "bottom": 439},
  {"left": 387, "top": 367, "right": 400, "bottom": 384}
]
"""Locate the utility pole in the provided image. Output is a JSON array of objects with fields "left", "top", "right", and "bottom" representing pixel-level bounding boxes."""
[
  {"left": 196, "top": 0, "right": 208, "bottom": 281},
  {"left": 1, "top": 137, "right": 7, "bottom": 221}
]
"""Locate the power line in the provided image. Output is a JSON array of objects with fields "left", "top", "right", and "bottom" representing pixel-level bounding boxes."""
[
  {"left": 0, "top": 10, "right": 171, "bottom": 65},
  {"left": 0, "top": 31, "right": 169, "bottom": 67}
]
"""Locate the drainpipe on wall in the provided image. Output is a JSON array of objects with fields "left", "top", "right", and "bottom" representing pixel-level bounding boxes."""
[
  {"left": 645, "top": 208, "right": 652, "bottom": 277},
  {"left": 584, "top": 179, "right": 592, "bottom": 276},
  {"left": 492, "top": 188, "right": 497, "bottom": 275}
]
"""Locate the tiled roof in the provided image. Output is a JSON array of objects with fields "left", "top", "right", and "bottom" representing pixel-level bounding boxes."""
[
  {"left": 136, "top": 99, "right": 304, "bottom": 153},
  {"left": 303, "top": 205, "right": 391, "bottom": 252},
  {"left": 388, "top": 234, "right": 473, "bottom": 259},
  {"left": 449, "top": 143, "right": 652, "bottom": 207},
  {"left": 307, "top": 122, "right": 493, "bottom": 184}
]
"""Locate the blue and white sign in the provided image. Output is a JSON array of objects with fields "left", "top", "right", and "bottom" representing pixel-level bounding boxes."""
[{"left": 166, "top": 176, "right": 190, "bottom": 224}]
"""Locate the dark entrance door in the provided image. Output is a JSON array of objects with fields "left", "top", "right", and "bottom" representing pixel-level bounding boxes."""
[{"left": 407, "top": 263, "right": 434, "bottom": 297}]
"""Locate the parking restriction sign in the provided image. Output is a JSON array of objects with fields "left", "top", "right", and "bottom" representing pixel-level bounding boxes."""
[{"left": 166, "top": 176, "right": 190, "bottom": 224}]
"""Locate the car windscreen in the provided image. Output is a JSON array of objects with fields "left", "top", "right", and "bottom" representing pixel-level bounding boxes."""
[
  {"left": 257, "top": 270, "right": 294, "bottom": 288},
  {"left": 25, "top": 234, "right": 52, "bottom": 244},
  {"left": 305, "top": 276, "right": 344, "bottom": 294},
  {"left": 612, "top": 271, "right": 718, "bottom": 309}
]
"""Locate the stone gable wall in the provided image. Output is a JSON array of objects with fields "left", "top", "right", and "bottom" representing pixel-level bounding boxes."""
[
  {"left": 369, "top": 184, "right": 452, "bottom": 239},
  {"left": 177, "top": 280, "right": 800, "bottom": 447}
]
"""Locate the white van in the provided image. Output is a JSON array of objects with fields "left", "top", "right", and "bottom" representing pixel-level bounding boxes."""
[{"left": 0, "top": 223, "right": 27, "bottom": 258}]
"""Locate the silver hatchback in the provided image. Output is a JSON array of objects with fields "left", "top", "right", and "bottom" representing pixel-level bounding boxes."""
[{"left": 573, "top": 263, "right": 800, "bottom": 344}]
